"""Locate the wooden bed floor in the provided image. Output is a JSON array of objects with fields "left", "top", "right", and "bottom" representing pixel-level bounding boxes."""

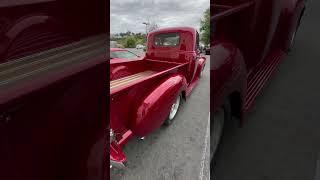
[{"left": 110, "top": 70, "right": 156, "bottom": 90}]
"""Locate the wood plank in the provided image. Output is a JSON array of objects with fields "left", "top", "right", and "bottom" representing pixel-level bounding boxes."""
[
  {"left": 110, "top": 71, "right": 155, "bottom": 90},
  {"left": 110, "top": 71, "right": 151, "bottom": 86},
  {"left": 0, "top": 35, "right": 106, "bottom": 86}
]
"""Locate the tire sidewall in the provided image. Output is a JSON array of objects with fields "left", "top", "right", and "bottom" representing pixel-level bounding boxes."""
[{"left": 210, "top": 100, "right": 231, "bottom": 165}]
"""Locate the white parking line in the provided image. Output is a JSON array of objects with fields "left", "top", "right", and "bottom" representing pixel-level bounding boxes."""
[{"left": 199, "top": 113, "right": 210, "bottom": 180}]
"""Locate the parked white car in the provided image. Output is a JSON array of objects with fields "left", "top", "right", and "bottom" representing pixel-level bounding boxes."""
[
  {"left": 110, "top": 41, "right": 117, "bottom": 48},
  {"left": 136, "top": 44, "right": 145, "bottom": 49}
]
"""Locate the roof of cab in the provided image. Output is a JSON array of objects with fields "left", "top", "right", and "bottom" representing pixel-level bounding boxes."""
[{"left": 149, "top": 27, "right": 196, "bottom": 35}]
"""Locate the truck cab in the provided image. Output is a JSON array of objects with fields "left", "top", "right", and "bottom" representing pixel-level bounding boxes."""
[
  {"left": 110, "top": 27, "right": 206, "bottom": 168},
  {"left": 211, "top": 0, "right": 306, "bottom": 162}
]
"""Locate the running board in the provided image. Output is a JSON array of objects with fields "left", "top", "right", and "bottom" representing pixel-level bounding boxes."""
[
  {"left": 244, "top": 50, "right": 285, "bottom": 112},
  {"left": 186, "top": 76, "right": 199, "bottom": 97}
]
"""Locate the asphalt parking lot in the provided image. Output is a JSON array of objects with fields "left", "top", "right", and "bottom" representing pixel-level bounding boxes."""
[
  {"left": 213, "top": 1, "right": 320, "bottom": 180},
  {"left": 111, "top": 49, "right": 210, "bottom": 180}
]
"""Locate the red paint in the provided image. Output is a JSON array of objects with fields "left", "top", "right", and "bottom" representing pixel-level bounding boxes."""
[
  {"left": 0, "top": 1, "right": 107, "bottom": 180},
  {"left": 212, "top": 0, "right": 306, "bottom": 121},
  {"left": 118, "top": 130, "right": 133, "bottom": 148},
  {"left": 110, "top": 27, "right": 206, "bottom": 167},
  {"left": 0, "top": 0, "right": 106, "bottom": 62}
]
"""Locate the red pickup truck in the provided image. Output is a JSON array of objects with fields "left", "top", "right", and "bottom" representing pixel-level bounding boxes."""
[
  {"left": 0, "top": 1, "right": 107, "bottom": 180},
  {"left": 110, "top": 27, "right": 206, "bottom": 168},
  {"left": 211, "top": 0, "right": 306, "bottom": 162}
]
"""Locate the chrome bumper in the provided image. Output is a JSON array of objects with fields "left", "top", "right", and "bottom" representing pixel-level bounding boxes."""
[{"left": 110, "top": 160, "right": 127, "bottom": 169}]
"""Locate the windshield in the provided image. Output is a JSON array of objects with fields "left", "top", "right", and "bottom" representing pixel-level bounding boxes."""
[{"left": 110, "top": 50, "right": 139, "bottom": 59}]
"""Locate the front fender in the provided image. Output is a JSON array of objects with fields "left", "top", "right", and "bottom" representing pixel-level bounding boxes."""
[
  {"left": 196, "top": 56, "right": 206, "bottom": 77},
  {"left": 278, "top": 0, "right": 306, "bottom": 50},
  {"left": 130, "top": 74, "right": 187, "bottom": 137},
  {"left": 211, "top": 41, "right": 246, "bottom": 114}
]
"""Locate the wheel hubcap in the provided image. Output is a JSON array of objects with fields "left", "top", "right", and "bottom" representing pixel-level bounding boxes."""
[
  {"left": 290, "top": 29, "right": 297, "bottom": 48},
  {"left": 169, "top": 95, "right": 181, "bottom": 120}
]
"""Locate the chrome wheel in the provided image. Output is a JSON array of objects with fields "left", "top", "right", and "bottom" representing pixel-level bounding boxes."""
[
  {"left": 289, "top": 28, "right": 297, "bottom": 50},
  {"left": 164, "top": 95, "right": 181, "bottom": 126},
  {"left": 169, "top": 95, "right": 181, "bottom": 120},
  {"left": 210, "top": 107, "right": 225, "bottom": 161},
  {"left": 288, "top": 18, "right": 301, "bottom": 52}
]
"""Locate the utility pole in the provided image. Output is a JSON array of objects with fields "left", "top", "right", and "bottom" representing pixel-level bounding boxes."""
[
  {"left": 142, "top": 22, "right": 149, "bottom": 34},
  {"left": 142, "top": 22, "right": 150, "bottom": 41}
]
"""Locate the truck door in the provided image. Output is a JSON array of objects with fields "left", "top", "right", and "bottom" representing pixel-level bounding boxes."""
[
  {"left": 190, "top": 31, "right": 201, "bottom": 82},
  {"left": 243, "top": 0, "right": 282, "bottom": 69}
]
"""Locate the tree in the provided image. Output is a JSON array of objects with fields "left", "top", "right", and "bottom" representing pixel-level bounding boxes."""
[
  {"left": 125, "top": 36, "right": 136, "bottom": 48},
  {"left": 148, "top": 21, "right": 159, "bottom": 33},
  {"left": 200, "top": 8, "right": 210, "bottom": 45},
  {"left": 119, "top": 32, "right": 125, "bottom": 38}
]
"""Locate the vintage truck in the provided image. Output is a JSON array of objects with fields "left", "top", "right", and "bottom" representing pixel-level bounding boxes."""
[
  {"left": 0, "top": 1, "right": 107, "bottom": 180},
  {"left": 211, "top": 0, "right": 306, "bottom": 162},
  {"left": 110, "top": 27, "right": 206, "bottom": 168}
]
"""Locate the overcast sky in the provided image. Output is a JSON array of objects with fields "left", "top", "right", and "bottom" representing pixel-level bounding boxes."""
[{"left": 110, "top": 0, "right": 209, "bottom": 34}]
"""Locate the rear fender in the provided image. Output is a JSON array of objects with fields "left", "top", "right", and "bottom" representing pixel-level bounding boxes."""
[
  {"left": 110, "top": 65, "right": 129, "bottom": 80},
  {"left": 0, "top": 15, "right": 56, "bottom": 59},
  {"left": 130, "top": 74, "right": 187, "bottom": 137}
]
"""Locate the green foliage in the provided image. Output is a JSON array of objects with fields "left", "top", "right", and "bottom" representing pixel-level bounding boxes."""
[
  {"left": 111, "top": 31, "right": 147, "bottom": 48},
  {"left": 135, "top": 38, "right": 144, "bottom": 46},
  {"left": 125, "top": 37, "right": 136, "bottom": 48},
  {"left": 200, "top": 8, "right": 210, "bottom": 45}
]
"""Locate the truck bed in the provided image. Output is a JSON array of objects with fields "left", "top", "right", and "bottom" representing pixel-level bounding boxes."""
[
  {"left": 211, "top": 1, "right": 254, "bottom": 20},
  {"left": 110, "top": 59, "right": 186, "bottom": 93},
  {"left": 0, "top": 35, "right": 106, "bottom": 88},
  {"left": 110, "top": 71, "right": 156, "bottom": 90}
]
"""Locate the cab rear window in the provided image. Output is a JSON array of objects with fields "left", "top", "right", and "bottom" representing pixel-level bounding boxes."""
[{"left": 154, "top": 33, "right": 180, "bottom": 47}]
